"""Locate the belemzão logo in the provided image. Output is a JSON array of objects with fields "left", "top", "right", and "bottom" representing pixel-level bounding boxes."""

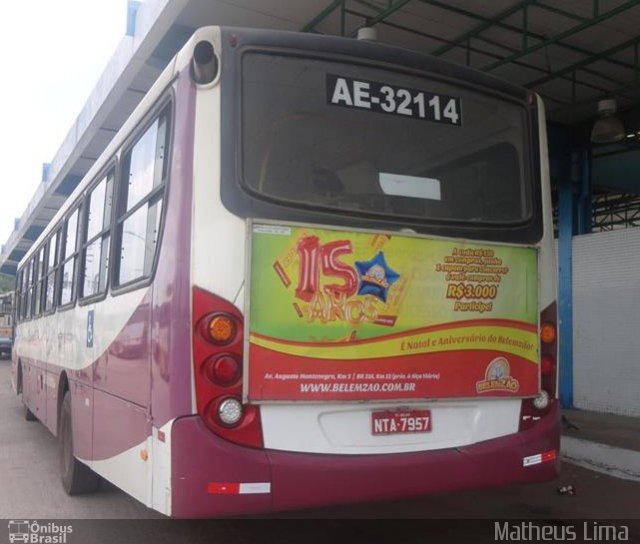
[
  {"left": 476, "top": 356, "right": 519, "bottom": 393},
  {"left": 8, "top": 521, "right": 73, "bottom": 544}
]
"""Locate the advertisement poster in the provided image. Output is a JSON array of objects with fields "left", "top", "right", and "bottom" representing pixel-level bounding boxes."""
[{"left": 247, "top": 222, "right": 538, "bottom": 402}]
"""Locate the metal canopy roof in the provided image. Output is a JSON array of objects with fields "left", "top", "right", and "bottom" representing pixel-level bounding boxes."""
[
  {"left": 175, "top": 0, "right": 640, "bottom": 124},
  {"left": 2, "top": 0, "right": 640, "bottom": 274}
]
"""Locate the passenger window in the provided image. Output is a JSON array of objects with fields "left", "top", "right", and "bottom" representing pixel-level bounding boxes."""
[
  {"left": 116, "top": 110, "right": 169, "bottom": 287},
  {"left": 20, "top": 266, "right": 29, "bottom": 321},
  {"left": 33, "top": 247, "right": 45, "bottom": 316},
  {"left": 44, "top": 230, "right": 59, "bottom": 312},
  {"left": 81, "top": 172, "right": 114, "bottom": 298},
  {"left": 24, "top": 260, "right": 33, "bottom": 319},
  {"left": 60, "top": 208, "right": 80, "bottom": 306},
  {"left": 15, "top": 270, "right": 23, "bottom": 322},
  {"left": 125, "top": 119, "right": 165, "bottom": 210}
]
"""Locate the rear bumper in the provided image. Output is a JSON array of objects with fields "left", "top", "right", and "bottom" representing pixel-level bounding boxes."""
[{"left": 171, "top": 404, "right": 560, "bottom": 518}]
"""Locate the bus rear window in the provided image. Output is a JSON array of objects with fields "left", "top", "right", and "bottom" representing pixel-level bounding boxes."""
[{"left": 241, "top": 53, "right": 531, "bottom": 225}]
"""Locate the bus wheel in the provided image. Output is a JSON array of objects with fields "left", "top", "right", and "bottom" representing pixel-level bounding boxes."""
[
  {"left": 59, "top": 391, "right": 99, "bottom": 494},
  {"left": 24, "top": 405, "right": 36, "bottom": 421}
]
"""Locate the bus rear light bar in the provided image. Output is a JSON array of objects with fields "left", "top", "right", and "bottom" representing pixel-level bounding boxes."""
[
  {"left": 538, "top": 302, "right": 558, "bottom": 398},
  {"left": 193, "top": 287, "right": 264, "bottom": 448},
  {"left": 519, "top": 301, "right": 558, "bottom": 431}
]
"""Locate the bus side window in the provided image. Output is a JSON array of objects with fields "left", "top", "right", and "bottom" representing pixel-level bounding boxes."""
[
  {"left": 24, "top": 260, "right": 33, "bottom": 320},
  {"left": 33, "top": 247, "right": 45, "bottom": 317},
  {"left": 15, "top": 270, "right": 23, "bottom": 323},
  {"left": 59, "top": 208, "right": 81, "bottom": 307},
  {"left": 44, "top": 230, "right": 60, "bottom": 312},
  {"left": 81, "top": 171, "right": 114, "bottom": 298},
  {"left": 115, "top": 110, "right": 169, "bottom": 287},
  {"left": 20, "top": 267, "right": 27, "bottom": 321}
]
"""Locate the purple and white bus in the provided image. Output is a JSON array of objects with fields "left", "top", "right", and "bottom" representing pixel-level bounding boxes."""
[{"left": 12, "top": 26, "right": 559, "bottom": 517}]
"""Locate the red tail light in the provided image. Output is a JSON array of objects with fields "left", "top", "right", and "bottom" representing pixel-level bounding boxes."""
[
  {"left": 520, "top": 301, "right": 558, "bottom": 431},
  {"left": 540, "top": 355, "right": 554, "bottom": 375},
  {"left": 192, "top": 286, "right": 263, "bottom": 448},
  {"left": 204, "top": 355, "right": 241, "bottom": 386}
]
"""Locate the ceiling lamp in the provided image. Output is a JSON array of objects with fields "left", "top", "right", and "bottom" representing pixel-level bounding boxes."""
[{"left": 590, "top": 98, "right": 625, "bottom": 144}]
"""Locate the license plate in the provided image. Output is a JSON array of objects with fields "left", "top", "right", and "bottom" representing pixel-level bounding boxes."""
[{"left": 371, "top": 409, "right": 432, "bottom": 435}]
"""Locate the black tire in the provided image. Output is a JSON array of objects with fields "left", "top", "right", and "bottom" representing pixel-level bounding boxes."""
[
  {"left": 59, "top": 391, "right": 100, "bottom": 494},
  {"left": 24, "top": 404, "right": 37, "bottom": 421}
]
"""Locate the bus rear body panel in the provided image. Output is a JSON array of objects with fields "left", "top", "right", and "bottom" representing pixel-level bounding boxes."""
[
  {"left": 170, "top": 405, "right": 559, "bottom": 517},
  {"left": 183, "top": 27, "right": 559, "bottom": 516}
]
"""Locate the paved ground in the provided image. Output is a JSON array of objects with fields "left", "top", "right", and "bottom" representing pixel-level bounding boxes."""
[
  {"left": 1, "top": 359, "right": 638, "bottom": 542},
  {"left": 563, "top": 408, "right": 640, "bottom": 452}
]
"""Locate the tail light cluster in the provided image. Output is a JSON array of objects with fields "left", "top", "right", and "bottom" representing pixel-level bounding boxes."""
[
  {"left": 192, "top": 286, "right": 263, "bottom": 448},
  {"left": 520, "top": 302, "right": 558, "bottom": 431}
]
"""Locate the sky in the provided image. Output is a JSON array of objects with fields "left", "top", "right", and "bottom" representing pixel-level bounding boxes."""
[{"left": 0, "top": 1, "right": 129, "bottom": 248}]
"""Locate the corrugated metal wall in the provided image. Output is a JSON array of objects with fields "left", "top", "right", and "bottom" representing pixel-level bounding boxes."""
[{"left": 572, "top": 229, "right": 640, "bottom": 417}]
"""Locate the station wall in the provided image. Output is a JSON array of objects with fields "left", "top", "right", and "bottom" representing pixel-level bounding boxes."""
[{"left": 572, "top": 228, "right": 640, "bottom": 417}]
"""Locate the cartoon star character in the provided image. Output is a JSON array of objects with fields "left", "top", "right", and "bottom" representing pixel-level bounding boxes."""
[{"left": 355, "top": 251, "right": 399, "bottom": 302}]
